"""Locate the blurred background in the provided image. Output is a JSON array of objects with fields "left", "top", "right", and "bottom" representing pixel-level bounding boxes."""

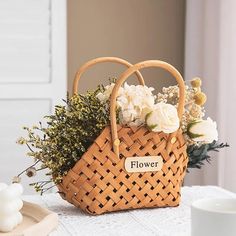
[
  {"left": 67, "top": 0, "right": 185, "bottom": 93},
  {"left": 0, "top": 0, "right": 235, "bottom": 194}
]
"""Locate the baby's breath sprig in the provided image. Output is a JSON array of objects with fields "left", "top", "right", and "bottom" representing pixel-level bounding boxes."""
[
  {"left": 12, "top": 160, "right": 40, "bottom": 183},
  {"left": 16, "top": 86, "right": 109, "bottom": 193},
  {"left": 157, "top": 77, "right": 206, "bottom": 144}
]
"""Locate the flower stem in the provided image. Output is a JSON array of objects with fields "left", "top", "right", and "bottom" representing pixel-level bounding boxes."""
[{"left": 17, "top": 160, "right": 40, "bottom": 177}]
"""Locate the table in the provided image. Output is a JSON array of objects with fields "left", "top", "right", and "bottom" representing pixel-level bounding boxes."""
[{"left": 23, "top": 186, "right": 236, "bottom": 236}]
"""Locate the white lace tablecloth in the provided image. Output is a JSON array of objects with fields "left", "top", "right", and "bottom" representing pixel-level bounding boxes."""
[{"left": 23, "top": 186, "right": 236, "bottom": 236}]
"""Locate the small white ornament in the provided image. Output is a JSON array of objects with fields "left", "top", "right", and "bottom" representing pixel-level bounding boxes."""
[
  {"left": 0, "top": 212, "right": 22, "bottom": 232},
  {"left": 0, "top": 199, "right": 23, "bottom": 216},
  {"left": 0, "top": 183, "right": 23, "bottom": 201},
  {"left": 0, "top": 183, "right": 24, "bottom": 233}
]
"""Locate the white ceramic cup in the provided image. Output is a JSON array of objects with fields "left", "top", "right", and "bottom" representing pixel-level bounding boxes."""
[{"left": 191, "top": 198, "right": 236, "bottom": 236}]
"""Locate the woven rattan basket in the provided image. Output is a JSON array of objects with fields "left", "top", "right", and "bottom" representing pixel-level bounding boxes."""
[{"left": 58, "top": 57, "right": 188, "bottom": 215}]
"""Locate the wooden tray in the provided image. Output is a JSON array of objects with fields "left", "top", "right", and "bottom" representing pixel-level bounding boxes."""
[{"left": 0, "top": 201, "right": 58, "bottom": 236}]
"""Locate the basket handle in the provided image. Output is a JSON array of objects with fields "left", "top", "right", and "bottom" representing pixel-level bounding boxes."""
[
  {"left": 72, "top": 57, "right": 145, "bottom": 94},
  {"left": 110, "top": 60, "right": 185, "bottom": 156}
]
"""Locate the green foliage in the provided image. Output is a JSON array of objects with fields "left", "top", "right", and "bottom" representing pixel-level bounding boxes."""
[
  {"left": 18, "top": 86, "right": 109, "bottom": 189},
  {"left": 187, "top": 141, "right": 229, "bottom": 169}
]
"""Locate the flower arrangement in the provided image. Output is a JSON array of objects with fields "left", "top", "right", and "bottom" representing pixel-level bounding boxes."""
[{"left": 15, "top": 77, "right": 228, "bottom": 193}]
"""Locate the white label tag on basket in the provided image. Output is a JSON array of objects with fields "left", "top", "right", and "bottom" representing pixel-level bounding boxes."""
[{"left": 125, "top": 156, "right": 163, "bottom": 173}]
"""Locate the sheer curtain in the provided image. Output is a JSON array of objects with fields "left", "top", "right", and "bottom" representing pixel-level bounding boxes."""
[{"left": 184, "top": 0, "right": 236, "bottom": 192}]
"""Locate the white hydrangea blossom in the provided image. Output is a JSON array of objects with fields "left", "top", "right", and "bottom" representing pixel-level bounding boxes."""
[
  {"left": 96, "top": 82, "right": 156, "bottom": 126},
  {"left": 96, "top": 83, "right": 116, "bottom": 102},
  {"left": 117, "top": 83, "right": 156, "bottom": 126}
]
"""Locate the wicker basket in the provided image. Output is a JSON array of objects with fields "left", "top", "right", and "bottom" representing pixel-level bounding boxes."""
[{"left": 58, "top": 57, "right": 188, "bottom": 215}]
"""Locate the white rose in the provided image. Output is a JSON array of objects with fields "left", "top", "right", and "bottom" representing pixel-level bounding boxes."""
[
  {"left": 146, "top": 102, "right": 179, "bottom": 133},
  {"left": 187, "top": 117, "right": 218, "bottom": 143}
]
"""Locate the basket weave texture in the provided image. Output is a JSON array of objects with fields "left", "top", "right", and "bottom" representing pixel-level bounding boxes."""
[
  {"left": 57, "top": 57, "right": 188, "bottom": 215},
  {"left": 58, "top": 125, "right": 188, "bottom": 215}
]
